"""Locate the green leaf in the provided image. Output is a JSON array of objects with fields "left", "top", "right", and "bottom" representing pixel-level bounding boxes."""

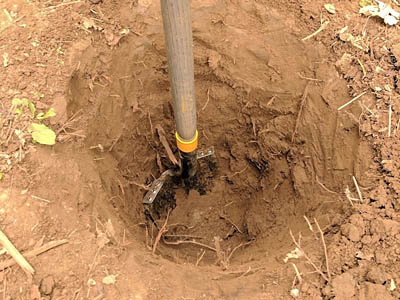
[
  {"left": 359, "top": 0, "right": 373, "bottom": 7},
  {"left": 28, "top": 102, "right": 36, "bottom": 116},
  {"left": 12, "top": 98, "right": 35, "bottom": 116},
  {"left": 30, "top": 123, "right": 56, "bottom": 145},
  {"left": 37, "top": 108, "right": 56, "bottom": 120}
]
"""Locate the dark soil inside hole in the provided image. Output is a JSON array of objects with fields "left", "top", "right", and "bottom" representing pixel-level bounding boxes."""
[{"left": 66, "top": 2, "right": 373, "bottom": 269}]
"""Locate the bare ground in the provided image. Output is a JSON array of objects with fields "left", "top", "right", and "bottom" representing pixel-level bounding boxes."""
[{"left": 0, "top": 0, "right": 399, "bottom": 299}]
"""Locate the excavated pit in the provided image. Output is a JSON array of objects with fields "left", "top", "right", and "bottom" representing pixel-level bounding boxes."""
[{"left": 66, "top": 5, "right": 372, "bottom": 268}]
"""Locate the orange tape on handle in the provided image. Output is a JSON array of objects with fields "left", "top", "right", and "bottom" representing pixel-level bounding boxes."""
[{"left": 176, "top": 130, "right": 198, "bottom": 153}]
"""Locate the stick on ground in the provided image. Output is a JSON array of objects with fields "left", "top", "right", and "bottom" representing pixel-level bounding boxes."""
[
  {"left": 152, "top": 210, "right": 171, "bottom": 254},
  {"left": 196, "top": 250, "right": 206, "bottom": 266},
  {"left": 352, "top": 176, "right": 363, "bottom": 202},
  {"left": 0, "top": 239, "right": 68, "bottom": 272},
  {"left": 337, "top": 91, "right": 367, "bottom": 111},
  {"left": 156, "top": 125, "right": 178, "bottom": 165},
  {"left": 0, "top": 229, "right": 34, "bottom": 275},
  {"left": 163, "top": 239, "right": 216, "bottom": 252},
  {"left": 302, "top": 21, "right": 329, "bottom": 41},
  {"left": 314, "top": 218, "right": 331, "bottom": 281},
  {"left": 289, "top": 230, "right": 328, "bottom": 282},
  {"left": 292, "top": 83, "right": 310, "bottom": 143}
]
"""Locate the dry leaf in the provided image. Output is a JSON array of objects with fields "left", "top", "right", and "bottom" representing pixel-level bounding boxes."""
[
  {"left": 102, "top": 274, "right": 118, "bottom": 285},
  {"left": 359, "top": 1, "right": 400, "bottom": 25},
  {"left": 87, "top": 278, "right": 96, "bottom": 286},
  {"left": 156, "top": 125, "right": 179, "bottom": 165},
  {"left": 82, "top": 17, "right": 102, "bottom": 30},
  {"left": 3, "top": 53, "right": 9, "bottom": 67},
  {"left": 290, "top": 288, "right": 299, "bottom": 298},
  {"left": 390, "top": 279, "right": 396, "bottom": 291},
  {"left": 324, "top": 3, "right": 336, "bottom": 14},
  {"left": 105, "top": 219, "right": 116, "bottom": 239},
  {"left": 104, "top": 30, "right": 123, "bottom": 47},
  {"left": 96, "top": 230, "right": 110, "bottom": 249},
  {"left": 360, "top": 0, "right": 373, "bottom": 7},
  {"left": 283, "top": 248, "right": 303, "bottom": 263}
]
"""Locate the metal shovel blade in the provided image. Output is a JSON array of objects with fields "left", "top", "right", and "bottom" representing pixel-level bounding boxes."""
[{"left": 142, "top": 147, "right": 215, "bottom": 204}]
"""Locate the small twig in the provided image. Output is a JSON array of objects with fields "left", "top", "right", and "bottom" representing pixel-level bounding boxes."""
[
  {"left": 0, "top": 239, "right": 68, "bottom": 272},
  {"left": 314, "top": 218, "right": 331, "bottom": 281},
  {"left": 357, "top": 59, "right": 366, "bottom": 78},
  {"left": 152, "top": 210, "right": 171, "bottom": 254},
  {"left": 42, "top": 0, "right": 81, "bottom": 10},
  {"left": 219, "top": 215, "right": 243, "bottom": 233},
  {"left": 345, "top": 186, "right": 354, "bottom": 206},
  {"left": 214, "top": 236, "right": 228, "bottom": 269},
  {"left": 31, "top": 195, "right": 51, "bottom": 204},
  {"left": 162, "top": 239, "right": 216, "bottom": 252},
  {"left": 164, "top": 234, "right": 202, "bottom": 239},
  {"left": 201, "top": 89, "right": 210, "bottom": 111},
  {"left": 352, "top": 176, "right": 363, "bottom": 202},
  {"left": 292, "top": 263, "right": 302, "bottom": 284},
  {"left": 156, "top": 125, "right": 178, "bottom": 165},
  {"left": 297, "top": 73, "right": 323, "bottom": 82},
  {"left": 56, "top": 109, "right": 82, "bottom": 134},
  {"left": 303, "top": 216, "right": 313, "bottom": 232},
  {"left": 148, "top": 112, "right": 154, "bottom": 138},
  {"left": 337, "top": 91, "right": 367, "bottom": 111},
  {"left": 87, "top": 248, "right": 100, "bottom": 277},
  {"left": 388, "top": 103, "right": 392, "bottom": 137},
  {"left": 3, "top": 9, "right": 12, "bottom": 22},
  {"left": 227, "top": 240, "right": 253, "bottom": 264},
  {"left": 289, "top": 230, "right": 328, "bottom": 281},
  {"left": 292, "top": 83, "right": 310, "bottom": 143},
  {"left": 221, "top": 165, "right": 248, "bottom": 180},
  {"left": 0, "top": 229, "right": 34, "bottom": 275},
  {"left": 196, "top": 250, "right": 206, "bottom": 266},
  {"left": 127, "top": 180, "right": 150, "bottom": 190},
  {"left": 316, "top": 176, "right": 338, "bottom": 195},
  {"left": 302, "top": 21, "right": 329, "bottom": 41},
  {"left": 109, "top": 133, "right": 122, "bottom": 152}
]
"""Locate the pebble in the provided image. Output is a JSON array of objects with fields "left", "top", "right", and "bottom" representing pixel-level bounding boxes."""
[{"left": 40, "top": 275, "right": 55, "bottom": 295}]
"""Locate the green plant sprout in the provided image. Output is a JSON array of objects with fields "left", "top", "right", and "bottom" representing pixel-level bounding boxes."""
[{"left": 11, "top": 97, "right": 57, "bottom": 146}]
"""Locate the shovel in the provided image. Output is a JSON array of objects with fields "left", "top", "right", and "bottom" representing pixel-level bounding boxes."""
[{"left": 143, "top": 0, "right": 214, "bottom": 206}]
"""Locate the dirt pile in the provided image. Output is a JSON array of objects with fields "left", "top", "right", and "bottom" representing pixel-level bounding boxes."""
[{"left": 63, "top": 1, "right": 373, "bottom": 297}]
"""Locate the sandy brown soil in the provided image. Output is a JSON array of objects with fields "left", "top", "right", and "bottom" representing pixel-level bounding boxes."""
[{"left": 1, "top": 0, "right": 400, "bottom": 299}]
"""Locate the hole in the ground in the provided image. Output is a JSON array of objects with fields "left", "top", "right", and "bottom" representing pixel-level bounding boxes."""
[{"left": 66, "top": 7, "right": 371, "bottom": 268}]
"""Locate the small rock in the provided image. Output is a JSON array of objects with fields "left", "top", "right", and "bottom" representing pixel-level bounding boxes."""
[
  {"left": 335, "top": 53, "right": 353, "bottom": 75},
  {"left": 375, "top": 249, "right": 388, "bottom": 264},
  {"left": 50, "top": 95, "right": 68, "bottom": 125},
  {"left": 359, "top": 282, "right": 394, "bottom": 300},
  {"left": 341, "top": 223, "right": 362, "bottom": 242},
  {"left": 349, "top": 214, "right": 365, "bottom": 232},
  {"left": 382, "top": 219, "right": 400, "bottom": 236},
  {"left": 39, "top": 275, "right": 55, "bottom": 295},
  {"left": 366, "top": 266, "right": 389, "bottom": 284},
  {"left": 331, "top": 272, "right": 356, "bottom": 300},
  {"left": 371, "top": 218, "right": 400, "bottom": 237},
  {"left": 207, "top": 50, "right": 221, "bottom": 70},
  {"left": 361, "top": 235, "right": 372, "bottom": 245}
]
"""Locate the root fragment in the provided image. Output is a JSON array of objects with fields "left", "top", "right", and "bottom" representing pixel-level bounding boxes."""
[{"left": 289, "top": 230, "right": 329, "bottom": 282}]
